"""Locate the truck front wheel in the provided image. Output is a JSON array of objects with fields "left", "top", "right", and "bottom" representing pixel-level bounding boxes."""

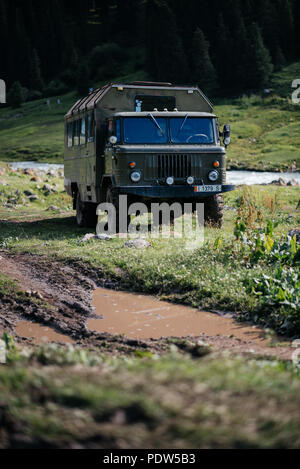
[
  {"left": 76, "top": 192, "right": 98, "bottom": 228},
  {"left": 106, "top": 187, "right": 131, "bottom": 234},
  {"left": 204, "top": 194, "right": 224, "bottom": 228}
]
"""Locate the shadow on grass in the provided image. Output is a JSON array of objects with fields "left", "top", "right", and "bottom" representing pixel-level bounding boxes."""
[{"left": 0, "top": 215, "right": 88, "bottom": 243}]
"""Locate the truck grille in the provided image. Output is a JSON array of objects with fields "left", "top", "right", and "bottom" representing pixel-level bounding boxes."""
[{"left": 147, "top": 154, "right": 193, "bottom": 179}]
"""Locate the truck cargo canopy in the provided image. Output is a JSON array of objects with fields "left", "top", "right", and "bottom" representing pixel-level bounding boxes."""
[{"left": 65, "top": 82, "right": 213, "bottom": 119}]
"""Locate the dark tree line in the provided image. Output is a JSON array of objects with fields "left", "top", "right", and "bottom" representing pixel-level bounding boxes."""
[{"left": 0, "top": 0, "right": 299, "bottom": 102}]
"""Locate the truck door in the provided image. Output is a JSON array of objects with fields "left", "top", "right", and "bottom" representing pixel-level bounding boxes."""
[{"left": 104, "top": 118, "right": 113, "bottom": 175}]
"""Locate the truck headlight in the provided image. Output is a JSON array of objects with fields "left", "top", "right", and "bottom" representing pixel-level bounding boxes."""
[
  {"left": 166, "top": 177, "right": 174, "bottom": 186},
  {"left": 208, "top": 170, "right": 219, "bottom": 182},
  {"left": 187, "top": 176, "right": 195, "bottom": 185},
  {"left": 130, "top": 171, "right": 141, "bottom": 183}
]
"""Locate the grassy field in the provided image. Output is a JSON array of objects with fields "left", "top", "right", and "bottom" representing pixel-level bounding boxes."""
[
  {"left": 0, "top": 339, "right": 300, "bottom": 449},
  {"left": 0, "top": 64, "right": 299, "bottom": 170}
]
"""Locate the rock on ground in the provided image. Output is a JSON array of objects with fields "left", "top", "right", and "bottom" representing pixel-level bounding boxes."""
[
  {"left": 124, "top": 239, "right": 151, "bottom": 249},
  {"left": 288, "top": 229, "right": 300, "bottom": 243}
]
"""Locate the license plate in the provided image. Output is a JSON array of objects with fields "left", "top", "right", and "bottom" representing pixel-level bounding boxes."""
[{"left": 194, "top": 185, "right": 222, "bottom": 193}]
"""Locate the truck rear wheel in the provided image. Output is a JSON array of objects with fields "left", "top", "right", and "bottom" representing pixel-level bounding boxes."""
[
  {"left": 76, "top": 192, "right": 98, "bottom": 228},
  {"left": 204, "top": 194, "right": 224, "bottom": 228}
]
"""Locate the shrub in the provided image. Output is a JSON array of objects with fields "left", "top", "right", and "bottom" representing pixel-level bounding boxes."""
[
  {"left": 44, "top": 80, "right": 68, "bottom": 97},
  {"left": 88, "top": 43, "right": 128, "bottom": 80},
  {"left": 7, "top": 81, "right": 27, "bottom": 108},
  {"left": 247, "top": 267, "right": 300, "bottom": 335}
]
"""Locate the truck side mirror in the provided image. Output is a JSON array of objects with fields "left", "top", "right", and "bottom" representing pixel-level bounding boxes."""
[{"left": 223, "top": 124, "right": 231, "bottom": 148}]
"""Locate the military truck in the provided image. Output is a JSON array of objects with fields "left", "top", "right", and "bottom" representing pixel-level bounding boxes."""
[{"left": 64, "top": 81, "right": 235, "bottom": 229}]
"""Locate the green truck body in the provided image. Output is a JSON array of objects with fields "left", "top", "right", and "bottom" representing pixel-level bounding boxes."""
[{"left": 64, "top": 82, "right": 235, "bottom": 228}]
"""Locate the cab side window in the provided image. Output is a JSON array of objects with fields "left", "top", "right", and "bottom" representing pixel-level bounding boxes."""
[
  {"left": 87, "top": 113, "right": 95, "bottom": 143},
  {"left": 74, "top": 120, "right": 80, "bottom": 146},
  {"left": 67, "top": 122, "right": 73, "bottom": 147},
  {"left": 80, "top": 118, "right": 86, "bottom": 145}
]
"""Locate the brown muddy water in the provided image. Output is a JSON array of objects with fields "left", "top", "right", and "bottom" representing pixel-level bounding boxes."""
[
  {"left": 15, "top": 322, "right": 75, "bottom": 345},
  {"left": 88, "top": 288, "right": 268, "bottom": 343}
]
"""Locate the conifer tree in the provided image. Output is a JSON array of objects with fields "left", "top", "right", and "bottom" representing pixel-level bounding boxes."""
[
  {"left": 0, "top": 1, "right": 9, "bottom": 82},
  {"left": 191, "top": 27, "right": 218, "bottom": 94},
  {"left": 244, "top": 23, "right": 273, "bottom": 90},
  {"left": 146, "top": 0, "right": 189, "bottom": 83},
  {"left": 13, "top": 8, "right": 32, "bottom": 88},
  {"left": 279, "top": 0, "right": 294, "bottom": 59},
  {"left": 29, "top": 49, "right": 44, "bottom": 91},
  {"left": 214, "top": 13, "right": 232, "bottom": 91},
  {"left": 8, "top": 81, "right": 25, "bottom": 108},
  {"left": 70, "top": 49, "right": 80, "bottom": 73},
  {"left": 273, "top": 44, "right": 286, "bottom": 71},
  {"left": 257, "top": 0, "right": 280, "bottom": 58},
  {"left": 77, "top": 64, "right": 90, "bottom": 97},
  {"left": 295, "top": 0, "right": 300, "bottom": 57},
  {"left": 230, "top": 5, "right": 250, "bottom": 91}
]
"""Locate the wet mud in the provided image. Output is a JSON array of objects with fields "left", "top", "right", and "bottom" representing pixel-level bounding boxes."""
[
  {"left": 0, "top": 250, "right": 294, "bottom": 359},
  {"left": 89, "top": 288, "right": 267, "bottom": 343}
]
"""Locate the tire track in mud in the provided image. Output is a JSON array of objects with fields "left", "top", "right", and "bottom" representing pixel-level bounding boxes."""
[{"left": 0, "top": 250, "right": 164, "bottom": 354}]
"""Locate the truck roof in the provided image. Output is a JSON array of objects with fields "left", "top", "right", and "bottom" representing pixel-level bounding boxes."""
[
  {"left": 66, "top": 82, "right": 213, "bottom": 119},
  {"left": 114, "top": 111, "right": 217, "bottom": 118}
]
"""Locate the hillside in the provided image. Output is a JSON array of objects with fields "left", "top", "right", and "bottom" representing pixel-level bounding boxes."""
[{"left": 0, "top": 63, "right": 299, "bottom": 171}]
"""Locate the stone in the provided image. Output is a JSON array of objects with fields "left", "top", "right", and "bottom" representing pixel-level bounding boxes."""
[
  {"left": 95, "top": 234, "right": 112, "bottom": 241},
  {"left": 287, "top": 179, "right": 299, "bottom": 187},
  {"left": 288, "top": 229, "right": 300, "bottom": 243},
  {"left": 28, "top": 195, "right": 39, "bottom": 202},
  {"left": 79, "top": 233, "right": 96, "bottom": 243},
  {"left": 24, "top": 169, "right": 35, "bottom": 176},
  {"left": 270, "top": 178, "right": 287, "bottom": 186},
  {"left": 24, "top": 190, "right": 34, "bottom": 197},
  {"left": 278, "top": 177, "right": 287, "bottom": 186},
  {"left": 42, "top": 184, "right": 53, "bottom": 192},
  {"left": 124, "top": 239, "right": 151, "bottom": 249},
  {"left": 291, "top": 162, "right": 297, "bottom": 172},
  {"left": 46, "top": 206, "right": 60, "bottom": 212}
]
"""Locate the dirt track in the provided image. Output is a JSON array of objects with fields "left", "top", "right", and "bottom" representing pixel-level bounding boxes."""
[{"left": 0, "top": 250, "right": 295, "bottom": 359}]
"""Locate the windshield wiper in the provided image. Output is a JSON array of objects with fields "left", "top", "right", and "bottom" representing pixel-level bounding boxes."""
[
  {"left": 176, "top": 113, "right": 189, "bottom": 138},
  {"left": 148, "top": 113, "right": 165, "bottom": 136}
]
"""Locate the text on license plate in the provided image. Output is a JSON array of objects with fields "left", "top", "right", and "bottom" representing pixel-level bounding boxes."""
[{"left": 194, "top": 185, "right": 222, "bottom": 193}]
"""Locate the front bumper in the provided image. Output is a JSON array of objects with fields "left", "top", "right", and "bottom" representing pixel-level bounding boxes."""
[{"left": 116, "top": 184, "right": 235, "bottom": 199}]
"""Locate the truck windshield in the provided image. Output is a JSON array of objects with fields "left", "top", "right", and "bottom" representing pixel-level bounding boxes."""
[
  {"left": 170, "top": 117, "right": 214, "bottom": 144},
  {"left": 123, "top": 117, "right": 168, "bottom": 144}
]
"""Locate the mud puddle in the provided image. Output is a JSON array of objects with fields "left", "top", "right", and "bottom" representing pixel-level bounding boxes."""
[
  {"left": 88, "top": 288, "right": 268, "bottom": 343},
  {"left": 15, "top": 321, "right": 75, "bottom": 345}
]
